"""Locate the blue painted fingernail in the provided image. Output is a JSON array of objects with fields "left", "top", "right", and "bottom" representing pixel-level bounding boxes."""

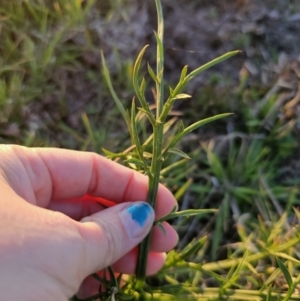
[{"left": 118, "top": 202, "right": 154, "bottom": 239}]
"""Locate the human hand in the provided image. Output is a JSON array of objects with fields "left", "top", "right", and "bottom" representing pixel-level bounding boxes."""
[{"left": 0, "top": 145, "right": 178, "bottom": 301}]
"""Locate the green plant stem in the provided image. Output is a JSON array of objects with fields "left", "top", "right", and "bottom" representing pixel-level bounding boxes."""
[
  {"left": 173, "top": 235, "right": 300, "bottom": 272},
  {"left": 136, "top": 123, "right": 164, "bottom": 281},
  {"left": 135, "top": 0, "right": 165, "bottom": 282},
  {"left": 149, "top": 288, "right": 300, "bottom": 301},
  {"left": 155, "top": 0, "right": 164, "bottom": 117}
]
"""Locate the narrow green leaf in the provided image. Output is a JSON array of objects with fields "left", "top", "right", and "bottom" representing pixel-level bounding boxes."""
[
  {"left": 162, "top": 51, "right": 241, "bottom": 117},
  {"left": 179, "top": 65, "right": 188, "bottom": 82},
  {"left": 223, "top": 249, "right": 249, "bottom": 290},
  {"left": 136, "top": 105, "right": 153, "bottom": 116},
  {"left": 160, "top": 159, "right": 187, "bottom": 176},
  {"left": 81, "top": 112, "right": 96, "bottom": 149},
  {"left": 207, "top": 149, "right": 226, "bottom": 180},
  {"left": 185, "top": 50, "right": 241, "bottom": 83},
  {"left": 155, "top": 209, "right": 217, "bottom": 223},
  {"left": 139, "top": 77, "right": 146, "bottom": 95},
  {"left": 171, "top": 93, "right": 191, "bottom": 100},
  {"left": 101, "top": 148, "right": 118, "bottom": 157},
  {"left": 168, "top": 148, "right": 191, "bottom": 159},
  {"left": 233, "top": 186, "right": 260, "bottom": 196},
  {"left": 130, "top": 99, "right": 149, "bottom": 173},
  {"left": 276, "top": 257, "right": 293, "bottom": 288},
  {"left": 58, "top": 122, "right": 85, "bottom": 143},
  {"left": 116, "top": 272, "right": 123, "bottom": 287},
  {"left": 23, "top": 1, "right": 41, "bottom": 23},
  {"left": 125, "top": 158, "right": 144, "bottom": 167},
  {"left": 211, "top": 194, "right": 229, "bottom": 260},
  {"left": 136, "top": 106, "right": 156, "bottom": 125},
  {"left": 142, "top": 151, "right": 152, "bottom": 159},
  {"left": 282, "top": 273, "right": 300, "bottom": 301},
  {"left": 156, "top": 222, "right": 167, "bottom": 236},
  {"left": 137, "top": 107, "right": 149, "bottom": 115},
  {"left": 133, "top": 45, "right": 149, "bottom": 82},
  {"left": 178, "top": 120, "right": 185, "bottom": 134},
  {"left": 171, "top": 205, "right": 178, "bottom": 213},
  {"left": 163, "top": 237, "right": 207, "bottom": 270},
  {"left": 107, "top": 266, "right": 118, "bottom": 287},
  {"left": 293, "top": 206, "right": 300, "bottom": 221},
  {"left": 92, "top": 273, "right": 105, "bottom": 283},
  {"left": 102, "top": 268, "right": 108, "bottom": 288},
  {"left": 174, "top": 178, "right": 193, "bottom": 200},
  {"left": 266, "top": 285, "right": 272, "bottom": 301},
  {"left": 132, "top": 45, "right": 150, "bottom": 112},
  {"left": 148, "top": 63, "right": 159, "bottom": 83},
  {"left": 163, "top": 113, "right": 233, "bottom": 156},
  {"left": 273, "top": 252, "right": 300, "bottom": 265},
  {"left": 183, "top": 113, "right": 233, "bottom": 137},
  {"left": 159, "top": 86, "right": 189, "bottom": 122},
  {"left": 180, "top": 236, "right": 207, "bottom": 260},
  {"left": 43, "top": 28, "right": 64, "bottom": 66}
]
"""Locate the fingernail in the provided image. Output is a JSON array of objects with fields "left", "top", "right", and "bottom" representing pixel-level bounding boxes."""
[{"left": 118, "top": 202, "right": 154, "bottom": 239}]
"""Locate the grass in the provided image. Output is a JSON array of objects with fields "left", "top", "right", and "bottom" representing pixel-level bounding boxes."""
[{"left": 1, "top": 0, "right": 300, "bottom": 300}]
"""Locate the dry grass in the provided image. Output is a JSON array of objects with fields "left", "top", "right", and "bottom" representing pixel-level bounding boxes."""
[{"left": 1, "top": 1, "right": 300, "bottom": 300}]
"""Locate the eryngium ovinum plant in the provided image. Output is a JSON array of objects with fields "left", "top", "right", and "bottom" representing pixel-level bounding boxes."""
[{"left": 75, "top": 0, "right": 239, "bottom": 300}]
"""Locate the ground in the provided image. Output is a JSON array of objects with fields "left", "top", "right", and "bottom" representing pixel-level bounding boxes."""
[{"left": 1, "top": 0, "right": 300, "bottom": 299}]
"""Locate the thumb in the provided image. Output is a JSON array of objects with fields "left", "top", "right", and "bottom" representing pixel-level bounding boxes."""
[{"left": 78, "top": 201, "right": 154, "bottom": 276}]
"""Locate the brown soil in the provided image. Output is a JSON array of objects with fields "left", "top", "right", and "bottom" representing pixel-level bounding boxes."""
[{"left": 99, "top": 0, "right": 300, "bottom": 88}]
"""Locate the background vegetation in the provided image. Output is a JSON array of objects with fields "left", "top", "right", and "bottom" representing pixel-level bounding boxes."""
[{"left": 1, "top": 0, "right": 300, "bottom": 300}]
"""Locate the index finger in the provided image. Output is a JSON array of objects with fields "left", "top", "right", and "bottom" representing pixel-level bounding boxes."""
[{"left": 3, "top": 146, "right": 176, "bottom": 217}]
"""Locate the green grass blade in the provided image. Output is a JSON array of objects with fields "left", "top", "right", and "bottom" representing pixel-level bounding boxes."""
[
  {"left": 42, "top": 27, "right": 65, "bottom": 66},
  {"left": 207, "top": 149, "right": 226, "bottom": 181},
  {"left": 276, "top": 257, "right": 292, "bottom": 288},
  {"left": 180, "top": 236, "right": 207, "bottom": 260},
  {"left": 81, "top": 112, "right": 96, "bottom": 150},
  {"left": 174, "top": 178, "right": 193, "bottom": 200},
  {"left": 101, "top": 51, "right": 132, "bottom": 137},
  {"left": 211, "top": 194, "right": 229, "bottom": 261}
]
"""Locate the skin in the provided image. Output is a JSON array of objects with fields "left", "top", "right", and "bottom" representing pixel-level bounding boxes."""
[{"left": 0, "top": 145, "right": 178, "bottom": 301}]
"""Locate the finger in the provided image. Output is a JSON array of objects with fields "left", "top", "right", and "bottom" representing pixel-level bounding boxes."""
[
  {"left": 76, "top": 275, "right": 103, "bottom": 299},
  {"left": 48, "top": 195, "right": 177, "bottom": 225},
  {"left": 78, "top": 202, "right": 156, "bottom": 277},
  {"left": 2, "top": 146, "right": 176, "bottom": 219},
  {"left": 76, "top": 272, "right": 123, "bottom": 299},
  {"left": 111, "top": 224, "right": 178, "bottom": 274},
  {"left": 112, "top": 248, "right": 166, "bottom": 275},
  {"left": 150, "top": 222, "right": 178, "bottom": 252},
  {"left": 50, "top": 198, "right": 177, "bottom": 252},
  {"left": 48, "top": 197, "right": 106, "bottom": 221}
]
